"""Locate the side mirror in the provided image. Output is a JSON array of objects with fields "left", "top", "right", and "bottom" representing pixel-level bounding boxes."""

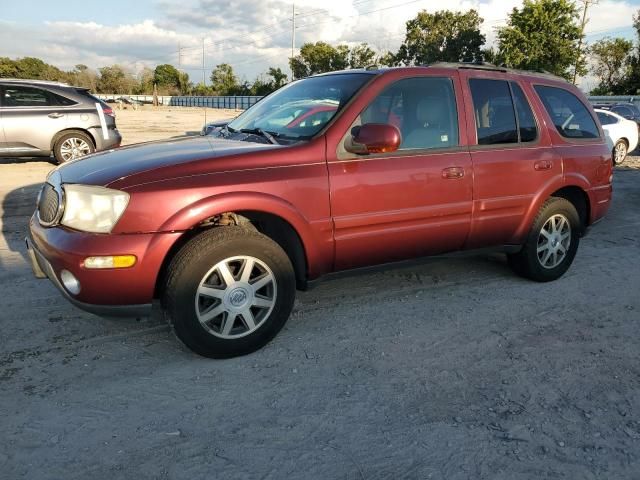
[{"left": 344, "top": 123, "right": 402, "bottom": 155}]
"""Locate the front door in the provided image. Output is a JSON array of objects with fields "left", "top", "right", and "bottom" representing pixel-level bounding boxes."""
[
  {"left": 327, "top": 74, "right": 473, "bottom": 271},
  {"left": 1, "top": 84, "right": 68, "bottom": 155}
]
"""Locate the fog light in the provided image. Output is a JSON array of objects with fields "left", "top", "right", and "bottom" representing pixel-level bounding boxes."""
[
  {"left": 60, "top": 269, "right": 81, "bottom": 295},
  {"left": 83, "top": 255, "right": 137, "bottom": 269}
]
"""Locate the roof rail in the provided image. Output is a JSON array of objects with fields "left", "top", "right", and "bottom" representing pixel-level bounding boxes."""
[
  {"left": 428, "top": 61, "right": 508, "bottom": 72},
  {"left": 426, "top": 62, "right": 567, "bottom": 82},
  {"left": 0, "top": 78, "right": 70, "bottom": 87}
]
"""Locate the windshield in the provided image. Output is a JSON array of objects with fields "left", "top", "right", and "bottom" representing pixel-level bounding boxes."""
[{"left": 227, "top": 73, "right": 373, "bottom": 140}]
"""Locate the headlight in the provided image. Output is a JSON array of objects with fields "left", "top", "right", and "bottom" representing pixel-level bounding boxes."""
[{"left": 61, "top": 184, "right": 129, "bottom": 233}]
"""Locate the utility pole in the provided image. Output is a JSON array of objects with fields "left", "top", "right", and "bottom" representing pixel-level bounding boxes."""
[
  {"left": 202, "top": 38, "right": 206, "bottom": 86},
  {"left": 573, "top": 0, "right": 599, "bottom": 85},
  {"left": 291, "top": 2, "right": 296, "bottom": 80}
]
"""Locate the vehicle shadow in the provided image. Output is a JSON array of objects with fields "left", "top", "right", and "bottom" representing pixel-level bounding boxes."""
[{"left": 1, "top": 182, "right": 42, "bottom": 268}]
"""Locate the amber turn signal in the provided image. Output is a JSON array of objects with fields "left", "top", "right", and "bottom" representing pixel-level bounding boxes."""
[{"left": 83, "top": 255, "right": 137, "bottom": 269}]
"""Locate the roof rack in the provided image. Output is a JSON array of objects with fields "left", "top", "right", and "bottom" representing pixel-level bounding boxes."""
[
  {"left": 426, "top": 62, "right": 567, "bottom": 82},
  {"left": 429, "top": 61, "right": 508, "bottom": 72},
  {"left": 0, "top": 78, "right": 70, "bottom": 87}
]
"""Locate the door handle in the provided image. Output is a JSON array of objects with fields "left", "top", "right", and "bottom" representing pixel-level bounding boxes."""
[
  {"left": 534, "top": 160, "right": 553, "bottom": 171},
  {"left": 441, "top": 167, "right": 465, "bottom": 179},
  {"left": 48, "top": 113, "right": 64, "bottom": 119}
]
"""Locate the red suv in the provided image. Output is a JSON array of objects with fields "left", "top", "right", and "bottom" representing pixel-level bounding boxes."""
[{"left": 27, "top": 63, "right": 612, "bottom": 358}]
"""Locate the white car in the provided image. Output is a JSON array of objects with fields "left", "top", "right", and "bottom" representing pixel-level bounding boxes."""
[{"left": 595, "top": 108, "right": 639, "bottom": 165}]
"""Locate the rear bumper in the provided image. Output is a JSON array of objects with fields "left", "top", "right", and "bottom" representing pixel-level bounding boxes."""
[
  {"left": 27, "top": 214, "right": 181, "bottom": 318},
  {"left": 90, "top": 127, "right": 122, "bottom": 152}
]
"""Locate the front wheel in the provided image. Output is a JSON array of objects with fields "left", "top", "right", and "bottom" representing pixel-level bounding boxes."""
[
  {"left": 508, "top": 197, "right": 581, "bottom": 282},
  {"left": 613, "top": 139, "right": 628, "bottom": 165},
  {"left": 162, "top": 227, "right": 296, "bottom": 358}
]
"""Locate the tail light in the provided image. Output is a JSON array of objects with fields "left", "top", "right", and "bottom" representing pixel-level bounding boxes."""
[{"left": 102, "top": 106, "right": 115, "bottom": 118}]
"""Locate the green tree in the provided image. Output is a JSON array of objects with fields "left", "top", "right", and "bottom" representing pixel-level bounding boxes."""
[
  {"left": 589, "top": 37, "right": 633, "bottom": 95},
  {"left": 349, "top": 43, "right": 376, "bottom": 68},
  {"left": 154, "top": 64, "right": 182, "bottom": 93},
  {"left": 289, "top": 41, "right": 350, "bottom": 78},
  {"left": 394, "top": 10, "right": 485, "bottom": 66},
  {"left": 97, "top": 65, "right": 136, "bottom": 93},
  {"left": 497, "top": 0, "right": 584, "bottom": 80},
  {"left": 70, "top": 64, "right": 98, "bottom": 91},
  {"left": 267, "top": 67, "right": 287, "bottom": 89},
  {"left": 619, "top": 11, "right": 640, "bottom": 94},
  {"left": 210, "top": 63, "right": 239, "bottom": 95}
]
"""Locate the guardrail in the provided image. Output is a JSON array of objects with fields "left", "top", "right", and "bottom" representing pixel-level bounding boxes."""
[
  {"left": 588, "top": 95, "right": 640, "bottom": 107},
  {"left": 94, "top": 94, "right": 263, "bottom": 109}
]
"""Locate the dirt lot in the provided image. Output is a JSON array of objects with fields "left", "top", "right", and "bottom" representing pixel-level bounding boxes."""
[{"left": 1, "top": 109, "right": 640, "bottom": 479}]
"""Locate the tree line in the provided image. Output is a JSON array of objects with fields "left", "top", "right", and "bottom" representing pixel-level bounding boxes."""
[{"left": 1, "top": 0, "right": 638, "bottom": 96}]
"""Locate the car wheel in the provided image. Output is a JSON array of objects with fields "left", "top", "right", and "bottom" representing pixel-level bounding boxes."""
[
  {"left": 162, "top": 227, "right": 296, "bottom": 358},
  {"left": 53, "top": 131, "right": 95, "bottom": 163},
  {"left": 613, "top": 139, "right": 628, "bottom": 165},
  {"left": 507, "top": 197, "right": 581, "bottom": 282}
]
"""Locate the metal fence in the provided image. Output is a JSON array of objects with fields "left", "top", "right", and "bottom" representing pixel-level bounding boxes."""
[
  {"left": 588, "top": 95, "right": 640, "bottom": 108},
  {"left": 94, "top": 94, "right": 262, "bottom": 109}
]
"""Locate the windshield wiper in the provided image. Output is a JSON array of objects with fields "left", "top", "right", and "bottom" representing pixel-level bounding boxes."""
[{"left": 239, "top": 128, "right": 279, "bottom": 145}]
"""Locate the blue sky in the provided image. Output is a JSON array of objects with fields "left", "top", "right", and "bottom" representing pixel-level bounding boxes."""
[{"left": 2, "top": 0, "right": 640, "bottom": 89}]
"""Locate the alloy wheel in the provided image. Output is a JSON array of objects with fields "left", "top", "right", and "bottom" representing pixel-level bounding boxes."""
[
  {"left": 195, "top": 255, "right": 277, "bottom": 339},
  {"left": 614, "top": 142, "right": 627, "bottom": 164},
  {"left": 60, "top": 137, "right": 91, "bottom": 161},
  {"left": 536, "top": 214, "right": 571, "bottom": 269}
]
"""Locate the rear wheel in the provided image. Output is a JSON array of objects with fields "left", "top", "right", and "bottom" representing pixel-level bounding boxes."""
[
  {"left": 508, "top": 197, "right": 581, "bottom": 282},
  {"left": 613, "top": 139, "right": 628, "bottom": 165},
  {"left": 53, "top": 131, "right": 95, "bottom": 163},
  {"left": 162, "top": 227, "right": 296, "bottom": 358}
]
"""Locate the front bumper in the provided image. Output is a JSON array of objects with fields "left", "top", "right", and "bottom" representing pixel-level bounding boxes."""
[{"left": 27, "top": 214, "right": 181, "bottom": 318}]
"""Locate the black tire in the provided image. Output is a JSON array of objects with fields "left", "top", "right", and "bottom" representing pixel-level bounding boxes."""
[
  {"left": 507, "top": 197, "right": 581, "bottom": 282},
  {"left": 53, "top": 131, "right": 95, "bottom": 164},
  {"left": 162, "top": 227, "right": 296, "bottom": 358},
  {"left": 613, "top": 139, "right": 628, "bottom": 165}
]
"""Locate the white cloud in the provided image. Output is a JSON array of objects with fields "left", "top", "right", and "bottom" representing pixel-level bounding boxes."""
[{"left": 1, "top": 0, "right": 637, "bottom": 84}]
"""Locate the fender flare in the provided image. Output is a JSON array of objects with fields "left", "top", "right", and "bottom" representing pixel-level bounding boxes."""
[
  {"left": 159, "top": 191, "right": 324, "bottom": 268},
  {"left": 511, "top": 175, "right": 590, "bottom": 242}
]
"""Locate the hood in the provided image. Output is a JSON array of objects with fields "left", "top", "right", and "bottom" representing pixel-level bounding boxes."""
[{"left": 56, "top": 135, "right": 280, "bottom": 186}]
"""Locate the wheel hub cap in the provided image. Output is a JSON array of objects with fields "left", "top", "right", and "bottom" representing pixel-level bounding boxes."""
[{"left": 195, "top": 256, "right": 277, "bottom": 339}]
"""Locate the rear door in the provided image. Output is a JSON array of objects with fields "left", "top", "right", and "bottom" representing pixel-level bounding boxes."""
[
  {"left": 1, "top": 84, "right": 69, "bottom": 154},
  {"left": 327, "top": 72, "right": 473, "bottom": 270},
  {"left": 460, "top": 72, "right": 561, "bottom": 248}
]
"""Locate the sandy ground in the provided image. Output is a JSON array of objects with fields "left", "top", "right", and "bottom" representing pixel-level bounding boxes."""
[
  {"left": 1, "top": 112, "right": 640, "bottom": 479},
  {"left": 112, "top": 106, "right": 242, "bottom": 144}
]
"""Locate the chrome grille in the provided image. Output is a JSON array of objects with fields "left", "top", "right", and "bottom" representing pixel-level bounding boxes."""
[{"left": 37, "top": 183, "right": 61, "bottom": 225}]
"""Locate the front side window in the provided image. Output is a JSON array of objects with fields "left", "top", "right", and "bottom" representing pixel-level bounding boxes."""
[
  {"left": 227, "top": 73, "right": 372, "bottom": 140},
  {"left": 357, "top": 77, "right": 459, "bottom": 150},
  {"left": 534, "top": 85, "right": 599, "bottom": 139},
  {"left": 2, "top": 86, "right": 54, "bottom": 107},
  {"left": 470, "top": 79, "right": 518, "bottom": 145}
]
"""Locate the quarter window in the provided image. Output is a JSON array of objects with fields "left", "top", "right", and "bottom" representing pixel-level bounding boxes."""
[
  {"left": 357, "top": 77, "right": 459, "bottom": 150},
  {"left": 534, "top": 85, "right": 599, "bottom": 139}
]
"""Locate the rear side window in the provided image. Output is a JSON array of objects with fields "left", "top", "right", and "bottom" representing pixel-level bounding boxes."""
[
  {"left": 597, "top": 111, "right": 617, "bottom": 126},
  {"left": 470, "top": 79, "right": 518, "bottom": 145},
  {"left": 510, "top": 82, "right": 538, "bottom": 142},
  {"left": 534, "top": 85, "right": 599, "bottom": 139},
  {"left": 2, "top": 86, "right": 53, "bottom": 107},
  {"left": 1, "top": 85, "right": 76, "bottom": 107}
]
